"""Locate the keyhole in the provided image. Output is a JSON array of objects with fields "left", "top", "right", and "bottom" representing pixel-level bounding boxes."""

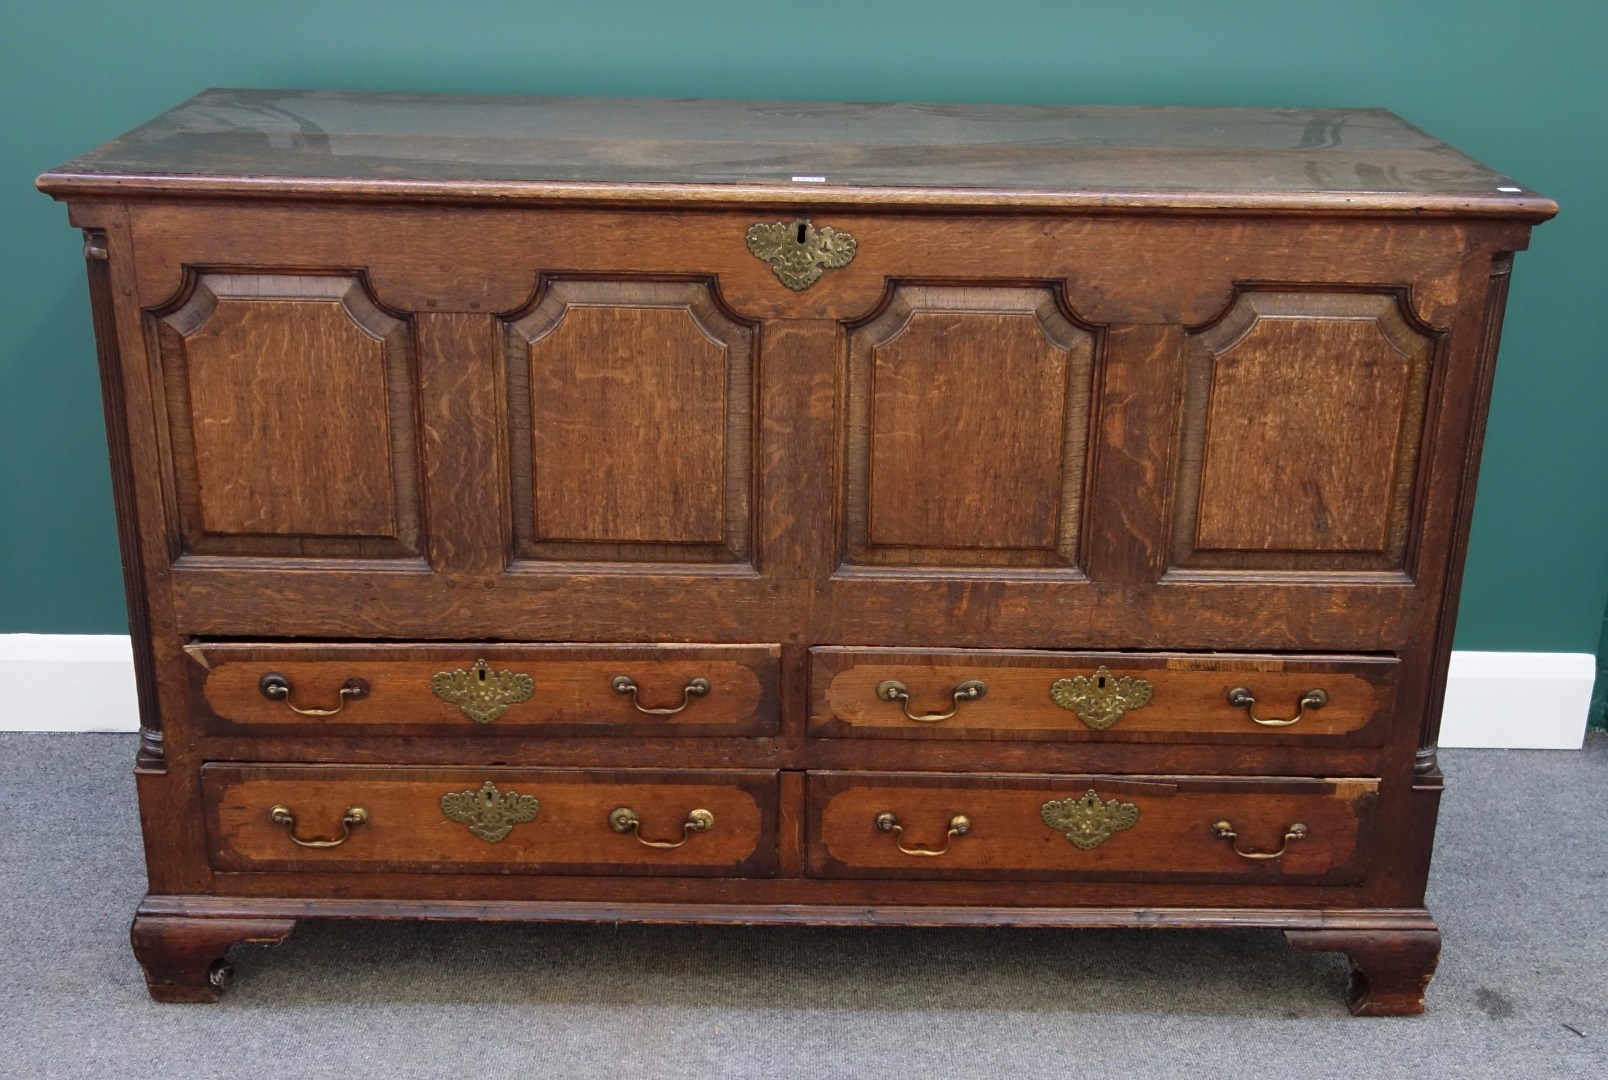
[
  {"left": 1097, "top": 676, "right": 1107, "bottom": 689},
  {"left": 477, "top": 668, "right": 487, "bottom": 683},
  {"left": 796, "top": 222, "right": 808, "bottom": 244}
]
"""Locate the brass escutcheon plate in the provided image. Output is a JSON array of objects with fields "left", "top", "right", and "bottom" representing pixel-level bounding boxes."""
[
  {"left": 430, "top": 659, "right": 535, "bottom": 724},
  {"left": 745, "top": 218, "right": 857, "bottom": 290},
  {"left": 1049, "top": 666, "right": 1154, "bottom": 730},
  {"left": 1040, "top": 790, "right": 1140, "bottom": 850},
  {"left": 440, "top": 780, "right": 540, "bottom": 843}
]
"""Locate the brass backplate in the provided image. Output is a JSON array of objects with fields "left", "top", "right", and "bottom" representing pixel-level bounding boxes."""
[
  {"left": 745, "top": 218, "right": 857, "bottom": 290},
  {"left": 430, "top": 659, "right": 535, "bottom": 724},
  {"left": 440, "top": 780, "right": 540, "bottom": 843},
  {"left": 1040, "top": 790, "right": 1140, "bottom": 850},
  {"left": 1049, "top": 666, "right": 1154, "bottom": 730}
]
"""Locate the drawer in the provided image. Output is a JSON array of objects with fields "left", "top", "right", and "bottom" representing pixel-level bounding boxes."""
[
  {"left": 191, "top": 643, "right": 780, "bottom": 736},
  {"left": 810, "top": 648, "right": 1395, "bottom": 743},
  {"left": 807, "top": 771, "right": 1377, "bottom": 884},
  {"left": 202, "top": 765, "right": 777, "bottom": 875}
]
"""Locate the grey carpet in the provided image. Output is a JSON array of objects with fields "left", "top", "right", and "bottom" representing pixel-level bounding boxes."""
[{"left": 0, "top": 733, "right": 1602, "bottom": 1079}]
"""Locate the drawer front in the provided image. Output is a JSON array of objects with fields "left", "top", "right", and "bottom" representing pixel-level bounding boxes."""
[
  {"left": 193, "top": 643, "right": 780, "bottom": 736},
  {"left": 810, "top": 648, "right": 1394, "bottom": 743},
  {"left": 203, "top": 765, "right": 777, "bottom": 875},
  {"left": 807, "top": 771, "right": 1376, "bottom": 884}
]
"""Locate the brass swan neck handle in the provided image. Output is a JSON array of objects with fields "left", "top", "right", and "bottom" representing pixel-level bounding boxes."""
[
  {"left": 269, "top": 804, "right": 368, "bottom": 848},
  {"left": 608, "top": 807, "right": 714, "bottom": 848},
  {"left": 875, "top": 679, "right": 987, "bottom": 723},
  {"left": 611, "top": 675, "right": 712, "bottom": 716},
  {"left": 1225, "top": 686, "right": 1327, "bottom": 727},
  {"left": 874, "top": 811, "right": 972, "bottom": 857},
  {"left": 1212, "top": 820, "right": 1307, "bottom": 860},
  {"left": 259, "top": 672, "right": 369, "bottom": 717}
]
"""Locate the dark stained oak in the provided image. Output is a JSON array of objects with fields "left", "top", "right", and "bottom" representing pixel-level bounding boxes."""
[
  {"left": 1174, "top": 290, "right": 1436, "bottom": 572},
  {"left": 39, "top": 91, "right": 1553, "bottom": 1011},
  {"left": 202, "top": 765, "right": 778, "bottom": 876},
  {"left": 809, "top": 647, "right": 1395, "bottom": 742},
  {"left": 807, "top": 771, "right": 1377, "bottom": 884},
  {"left": 844, "top": 284, "right": 1094, "bottom": 567},
  {"left": 38, "top": 90, "right": 1555, "bottom": 218},
  {"left": 1285, "top": 927, "right": 1443, "bottom": 1017},
  {"left": 154, "top": 272, "right": 421, "bottom": 559},
  {"left": 189, "top": 642, "right": 781, "bottom": 737},
  {"left": 505, "top": 279, "right": 755, "bottom": 564}
]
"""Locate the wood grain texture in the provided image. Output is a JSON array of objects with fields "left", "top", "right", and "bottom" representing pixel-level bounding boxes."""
[
  {"left": 39, "top": 92, "right": 1552, "bottom": 1009},
  {"left": 416, "top": 312, "right": 508, "bottom": 577},
  {"left": 505, "top": 279, "right": 753, "bottom": 564},
  {"left": 192, "top": 642, "right": 779, "bottom": 736},
  {"left": 154, "top": 272, "right": 421, "bottom": 559},
  {"left": 38, "top": 91, "right": 1558, "bottom": 221},
  {"left": 808, "top": 772, "right": 1377, "bottom": 883},
  {"left": 203, "top": 765, "right": 778, "bottom": 876},
  {"left": 810, "top": 647, "right": 1394, "bottom": 743},
  {"left": 1285, "top": 927, "right": 1442, "bottom": 1016},
  {"left": 1173, "top": 290, "right": 1435, "bottom": 572},
  {"left": 130, "top": 913, "right": 296, "bottom": 1003},
  {"left": 844, "top": 284, "right": 1094, "bottom": 567}
]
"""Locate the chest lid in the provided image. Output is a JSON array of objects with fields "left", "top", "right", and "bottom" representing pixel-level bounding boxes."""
[{"left": 38, "top": 88, "right": 1554, "bottom": 218}]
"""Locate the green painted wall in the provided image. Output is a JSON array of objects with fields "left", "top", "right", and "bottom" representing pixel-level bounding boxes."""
[{"left": 4, "top": 2, "right": 1606, "bottom": 657}]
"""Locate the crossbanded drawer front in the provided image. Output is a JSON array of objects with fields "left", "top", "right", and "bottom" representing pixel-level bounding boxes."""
[
  {"left": 190, "top": 643, "right": 780, "bottom": 736},
  {"left": 807, "top": 772, "right": 1377, "bottom": 884},
  {"left": 202, "top": 765, "right": 777, "bottom": 875},
  {"left": 810, "top": 648, "right": 1395, "bottom": 743}
]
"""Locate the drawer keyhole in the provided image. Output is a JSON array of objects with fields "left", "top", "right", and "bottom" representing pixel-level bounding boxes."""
[{"left": 796, "top": 222, "right": 808, "bottom": 244}]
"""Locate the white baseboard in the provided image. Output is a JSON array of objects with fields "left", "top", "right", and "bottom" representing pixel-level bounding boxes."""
[
  {"left": 0, "top": 634, "right": 1596, "bottom": 748},
  {"left": 0, "top": 634, "right": 141, "bottom": 732},
  {"left": 1437, "top": 650, "right": 1595, "bottom": 750}
]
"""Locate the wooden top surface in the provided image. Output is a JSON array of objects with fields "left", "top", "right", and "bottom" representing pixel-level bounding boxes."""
[{"left": 38, "top": 88, "right": 1555, "bottom": 217}]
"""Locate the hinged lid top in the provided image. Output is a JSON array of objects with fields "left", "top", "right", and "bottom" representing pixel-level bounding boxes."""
[{"left": 37, "top": 88, "right": 1555, "bottom": 218}]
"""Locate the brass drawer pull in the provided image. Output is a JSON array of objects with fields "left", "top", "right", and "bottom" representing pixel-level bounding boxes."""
[
  {"left": 1049, "top": 666, "right": 1154, "bottom": 729},
  {"left": 1226, "top": 686, "right": 1328, "bottom": 727},
  {"left": 609, "top": 806, "right": 714, "bottom": 848},
  {"left": 259, "top": 672, "right": 369, "bottom": 717},
  {"left": 875, "top": 679, "right": 987, "bottom": 723},
  {"left": 874, "top": 811, "right": 972, "bottom": 857},
  {"left": 611, "top": 675, "right": 711, "bottom": 716},
  {"left": 745, "top": 218, "right": 857, "bottom": 290},
  {"left": 431, "top": 660, "right": 536, "bottom": 724},
  {"left": 268, "top": 804, "right": 367, "bottom": 848},
  {"left": 1212, "top": 820, "right": 1308, "bottom": 860}
]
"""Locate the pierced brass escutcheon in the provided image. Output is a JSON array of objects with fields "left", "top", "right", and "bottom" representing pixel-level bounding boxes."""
[
  {"left": 269, "top": 804, "right": 368, "bottom": 848},
  {"left": 1049, "top": 666, "right": 1154, "bottom": 730},
  {"left": 745, "top": 218, "right": 857, "bottom": 290},
  {"left": 608, "top": 806, "right": 714, "bottom": 849},
  {"left": 440, "top": 781, "right": 540, "bottom": 843},
  {"left": 611, "top": 674, "right": 711, "bottom": 716},
  {"left": 874, "top": 811, "right": 972, "bottom": 857},
  {"left": 1226, "top": 686, "right": 1328, "bottom": 727},
  {"left": 1212, "top": 820, "right": 1307, "bottom": 860},
  {"left": 259, "top": 672, "right": 369, "bottom": 717},
  {"left": 430, "top": 660, "right": 535, "bottom": 724},
  {"left": 1040, "top": 790, "right": 1140, "bottom": 850},
  {"left": 875, "top": 679, "right": 987, "bottom": 723}
]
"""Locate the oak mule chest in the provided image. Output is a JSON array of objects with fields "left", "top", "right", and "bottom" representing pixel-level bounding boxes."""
[{"left": 40, "top": 91, "right": 1555, "bottom": 1013}]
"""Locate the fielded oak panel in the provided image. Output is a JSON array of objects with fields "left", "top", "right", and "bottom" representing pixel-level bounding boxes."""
[
  {"left": 504, "top": 279, "right": 755, "bottom": 565},
  {"left": 153, "top": 272, "right": 421, "bottom": 559},
  {"left": 41, "top": 92, "right": 1554, "bottom": 1013},
  {"left": 844, "top": 284, "right": 1096, "bottom": 569},
  {"left": 1172, "top": 290, "right": 1437, "bottom": 574}
]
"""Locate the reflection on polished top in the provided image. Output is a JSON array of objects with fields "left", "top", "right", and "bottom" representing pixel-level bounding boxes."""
[{"left": 37, "top": 88, "right": 1554, "bottom": 216}]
